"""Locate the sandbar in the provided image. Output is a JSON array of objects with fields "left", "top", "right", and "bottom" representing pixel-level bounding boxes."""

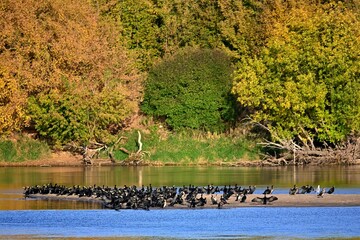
[{"left": 27, "top": 193, "right": 360, "bottom": 209}]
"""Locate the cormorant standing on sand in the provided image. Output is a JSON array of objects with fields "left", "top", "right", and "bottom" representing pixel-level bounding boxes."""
[
  {"left": 240, "top": 193, "right": 247, "bottom": 203},
  {"left": 289, "top": 185, "right": 298, "bottom": 195},
  {"left": 327, "top": 186, "right": 335, "bottom": 194},
  {"left": 317, "top": 188, "right": 326, "bottom": 198},
  {"left": 263, "top": 185, "right": 274, "bottom": 195},
  {"left": 210, "top": 195, "right": 218, "bottom": 205}
]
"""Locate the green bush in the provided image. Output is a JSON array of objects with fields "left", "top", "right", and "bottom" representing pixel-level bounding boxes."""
[
  {"left": 141, "top": 48, "right": 237, "bottom": 132},
  {"left": 0, "top": 137, "right": 50, "bottom": 162},
  {"left": 0, "top": 141, "right": 17, "bottom": 162},
  {"left": 27, "top": 81, "right": 133, "bottom": 146}
]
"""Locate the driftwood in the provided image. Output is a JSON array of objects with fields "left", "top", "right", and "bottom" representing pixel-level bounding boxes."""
[
  {"left": 119, "top": 131, "right": 150, "bottom": 166},
  {"left": 259, "top": 137, "right": 360, "bottom": 166},
  {"left": 82, "top": 143, "right": 107, "bottom": 165},
  {"left": 244, "top": 117, "right": 360, "bottom": 166},
  {"left": 66, "top": 131, "right": 150, "bottom": 166}
]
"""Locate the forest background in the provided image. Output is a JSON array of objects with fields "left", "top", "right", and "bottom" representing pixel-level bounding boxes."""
[{"left": 0, "top": 0, "right": 359, "bottom": 165}]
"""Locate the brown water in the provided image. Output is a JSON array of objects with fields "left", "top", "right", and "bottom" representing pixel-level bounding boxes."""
[{"left": 0, "top": 165, "right": 359, "bottom": 210}]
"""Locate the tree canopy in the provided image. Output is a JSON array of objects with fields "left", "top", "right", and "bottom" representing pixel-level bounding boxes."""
[
  {"left": 0, "top": 0, "right": 140, "bottom": 144},
  {"left": 1, "top": 0, "right": 359, "bottom": 148},
  {"left": 96, "top": 0, "right": 259, "bottom": 70},
  {"left": 232, "top": 0, "right": 360, "bottom": 145}
]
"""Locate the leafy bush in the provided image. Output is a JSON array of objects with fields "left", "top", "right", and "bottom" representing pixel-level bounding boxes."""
[
  {"left": 27, "top": 82, "right": 133, "bottom": 146},
  {"left": 0, "top": 137, "right": 50, "bottom": 162},
  {"left": 0, "top": 141, "right": 17, "bottom": 162},
  {"left": 141, "top": 48, "right": 237, "bottom": 132}
]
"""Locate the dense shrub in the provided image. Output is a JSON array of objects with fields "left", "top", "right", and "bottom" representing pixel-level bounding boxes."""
[{"left": 141, "top": 48, "right": 237, "bottom": 132}]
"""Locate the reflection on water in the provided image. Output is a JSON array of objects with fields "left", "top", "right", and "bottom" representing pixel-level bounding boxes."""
[{"left": 0, "top": 165, "right": 360, "bottom": 210}]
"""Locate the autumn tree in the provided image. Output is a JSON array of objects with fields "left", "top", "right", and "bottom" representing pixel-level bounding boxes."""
[
  {"left": 0, "top": 0, "right": 140, "bottom": 144},
  {"left": 0, "top": 67, "right": 27, "bottom": 135},
  {"left": 232, "top": 0, "right": 360, "bottom": 146},
  {"left": 217, "top": 0, "right": 264, "bottom": 58}
]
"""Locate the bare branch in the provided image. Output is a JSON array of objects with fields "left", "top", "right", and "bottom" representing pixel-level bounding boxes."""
[
  {"left": 119, "top": 147, "right": 130, "bottom": 155},
  {"left": 136, "top": 130, "right": 143, "bottom": 154}
]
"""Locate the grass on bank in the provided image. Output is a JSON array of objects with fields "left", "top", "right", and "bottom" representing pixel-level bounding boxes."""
[
  {"left": 0, "top": 130, "right": 261, "bottom": 164},
  {"left": 112, "top": 129, "right": 261, "bottom": 164},
  {"left": 0, "top": 136, "right": 50, "bottom": 162}
]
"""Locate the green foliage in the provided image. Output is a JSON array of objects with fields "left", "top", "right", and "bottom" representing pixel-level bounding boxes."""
[
  {"left": 97, "top": 0, "right": 259, "bottom": 70},
  {"left": 2, "top": 0, "right": 360, "bottom": 154},
  {"left": 141, "top": 48, "right": 236, "bottom": 132},
  {"left": 111, "top": 129, "right": 260, "bottom": 163},
  {"left": 27, "top": 90, "right": 88, "bottom": 146},
  {"left": 217, "top": 0, "right": 263, "bottom": 58},
  {"left": 104, "top": 0, "right": 164, "bottom": 70},
  {"left": 0, "top": 137, "right": 50, "bottom": 162},
  {"left": 27, "top": 81, "right": 133, "bottom": 146},
  {"left": 0, "top": 141, "right": 17, "bottom": 162},
  {"left": 232, "top": 1, "right": 360, "bottom": 144}
]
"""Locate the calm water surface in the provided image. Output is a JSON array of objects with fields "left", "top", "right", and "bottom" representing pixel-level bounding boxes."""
[
  {"left": 1, "top": 207, "right": 360, "bottom": 239},
  {"left": 0, "top": 165, "right": 359, "bottom": 239}
]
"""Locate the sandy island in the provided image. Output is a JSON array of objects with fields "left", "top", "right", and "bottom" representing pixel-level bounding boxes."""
[{"left": 27, "top": 193, "right": 360, "bottom": 208}]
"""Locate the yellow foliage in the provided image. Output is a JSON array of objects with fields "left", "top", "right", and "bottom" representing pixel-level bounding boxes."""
[
  {"left": 232, "top": 0, "right": 360, "bottom": 143},
  {"left": 0, "top": 67, "right": 27, "bottom": 133},
  {"left": 0, "top": 0, "right": 141, "bottom": 137}
]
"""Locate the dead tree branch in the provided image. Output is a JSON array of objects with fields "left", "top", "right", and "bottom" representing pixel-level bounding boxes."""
[{"left": 119, "top": 131, "right": 150, "bottom": 166}]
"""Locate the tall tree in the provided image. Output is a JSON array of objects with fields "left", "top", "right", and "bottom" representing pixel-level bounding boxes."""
[
  {"left": 0, "top": 0, "right": 140, "bottom": 144},
  {"left": 217, "top": 0, "right": 264, "bottom": 58},
  {"left": 96, "top": 0, "right": 259, "bottom": 70},
  {"left": 232, "top": 0, "right": 360, "bottom": 145}
]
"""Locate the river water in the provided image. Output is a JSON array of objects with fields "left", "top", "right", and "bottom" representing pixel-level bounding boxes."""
[{"left": 0, "top": 165, "right": 359, "bottom": 239}]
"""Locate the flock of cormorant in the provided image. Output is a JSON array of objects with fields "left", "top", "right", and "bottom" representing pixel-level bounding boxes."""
[
  {"left": 23, "top": 183, "right": 335, "bottom": 210},
  {"left": 289, "top": 184, "right": 335, "bottom": 197}
]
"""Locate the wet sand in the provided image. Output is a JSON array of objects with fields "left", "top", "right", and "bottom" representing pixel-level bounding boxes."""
[{"left": 27, "top": 193, "right": 360, "bottom": 208}]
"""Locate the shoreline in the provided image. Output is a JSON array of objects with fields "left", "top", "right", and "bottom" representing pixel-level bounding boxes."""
[
  {"left": 1, "top": 150, "right": 359, "bottom": 167},
  {"left": 0, "top": 152, "right": 269, "bottom": 167},
  {"left": 27, "top": 193, "right": 360, "bottom": 208},
  {"left": 2, "top": 156, "right": 360, "bottom": 167}
]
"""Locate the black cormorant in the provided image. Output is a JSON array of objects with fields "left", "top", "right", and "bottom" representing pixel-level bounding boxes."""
[
  {"left": 289, "top": 185, "right": 298, "bottom": 195},
  {"left": 252, "top": 194, "right": 278, "bottom": 204},
  {"left": 263, "top": 185, "right": 274, "bottom": 194},
  {"left": 317, "top": 188, "right": 326, "bottom": 198},
  {"left": 327, "top": 186, "right": 335, "bottom": 194},
  {"left": 210, "top": 195, "right": 218, "bottom": 205}
]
